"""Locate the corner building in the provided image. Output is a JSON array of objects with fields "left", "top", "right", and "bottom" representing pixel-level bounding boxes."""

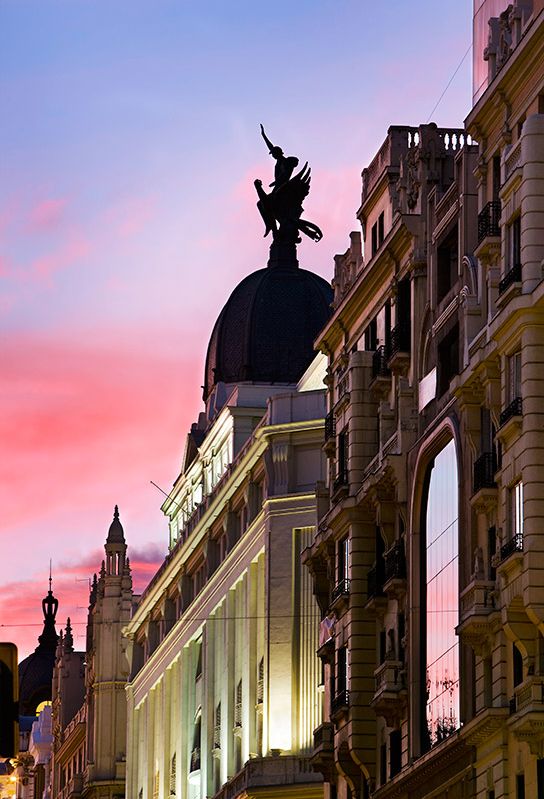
[
  {"left": 124, "top": 257, "right": 333, "bottom": 799},
  {"left": 305, "top": 2, "right": 544, "bottom": 798}
]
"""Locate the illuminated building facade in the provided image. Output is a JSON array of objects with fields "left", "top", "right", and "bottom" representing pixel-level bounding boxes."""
[
  {"left": 124, "top": 256, "right": 333, "bottom": 799},
  {"left": 305, "top": 2, "right": 544, "bottom": 798}
]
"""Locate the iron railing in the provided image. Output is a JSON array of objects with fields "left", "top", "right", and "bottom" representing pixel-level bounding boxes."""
[
  {"left": 473, "top": 452, "right": 497, "bottom": 492},
  {"left": 190, "top": 747, "right": 201, "bottom": 772},
  {"left": 331, "top": 690, "right": 349, "bottom": 715},
  {"left": 324, "top": 411, "right": 336, "bottom": 442},
  {"left": 500, "top": 533, "right": 523, "bottom": 562},
  {"left": 478, "top": 201, "right": 501, "bottom": 242},
  {"left": 499, "top": 397, "right": 522, "bottom": 427},
  {"left": 384, "top": 541, "right": 406, "bottom": 582},
  {"left": 331, "top": 579, "right": 351, "bottom": 604},
  {"left": 372, "top": 345, "right": 391, "bottom": 379},
  {"left": 389, "top": 323, "right": 410, "bottom": 357},
  {"left": 333, "top": 468, "right": 349, "bottom": 494},
  {"left": 499, "top": 263, "right": 522, "bottom": 294}
]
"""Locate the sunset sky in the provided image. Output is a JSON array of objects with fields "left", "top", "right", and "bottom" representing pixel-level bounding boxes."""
[{"left": 1, "top": 0, "right": 472, "bottom": 657}]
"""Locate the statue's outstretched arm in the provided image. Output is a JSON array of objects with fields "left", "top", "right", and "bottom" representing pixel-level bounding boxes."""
[{"left": 260, "top": 124, "right": 275, "bottom": 154}]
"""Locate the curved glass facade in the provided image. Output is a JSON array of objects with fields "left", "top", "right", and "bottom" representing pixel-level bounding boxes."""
[{"left": 425, "top": 439, "right": 459, "bottom": 745}]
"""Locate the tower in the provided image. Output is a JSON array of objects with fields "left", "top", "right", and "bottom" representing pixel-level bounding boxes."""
[
  {"left": 18, "top": 576, "right": 59, "bottom": 717},
  {"left": 85, "top": 506, "right": 133, "bottom": 797}
]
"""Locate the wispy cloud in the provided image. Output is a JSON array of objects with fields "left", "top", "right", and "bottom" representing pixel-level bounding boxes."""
[{"left": 27, "top": 198, "right": 68, "bottom": 232}]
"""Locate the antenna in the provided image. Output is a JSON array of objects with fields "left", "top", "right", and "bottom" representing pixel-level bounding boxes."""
[
  {"left": 49, "top": 558, "right": 52, "bottom": 591},
  {"left": 150, "top": 480, "right": 181, "bottom": 509}
]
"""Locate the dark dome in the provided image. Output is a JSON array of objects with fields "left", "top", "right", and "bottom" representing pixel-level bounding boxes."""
[
  {"left": 18, "top": 648, "right": 56, "bottom": 716},
  {"left": 204, "top": 264, "right": 332, "bottom": 400}
]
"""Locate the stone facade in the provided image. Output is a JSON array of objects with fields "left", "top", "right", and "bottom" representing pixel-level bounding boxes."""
[
  {"left": 123, "top": 368, "right": 329, "bottom": 799},
  {"left": 304, "top": 3, "right": 544, "bottom": 799}
]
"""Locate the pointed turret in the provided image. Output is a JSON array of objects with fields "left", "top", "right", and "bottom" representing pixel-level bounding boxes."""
[
  {"left": 64, "top": 618, "right": 74, "bottom": 653},
  {"left": 107, "top": 504, "right": 125, "bottom": 545},
  {"left": 104, "top": 505, "right": 127, "bottom": 576}
]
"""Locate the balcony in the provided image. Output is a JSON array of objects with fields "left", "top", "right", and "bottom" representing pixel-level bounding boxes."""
[
  {"left": 383, "top": 541, "right": 406, "bottom": 597},
  {"left": 371, "top": 345, "right": 392, "bottom": 397},
  {"left": 331, "top": 689, "right": 349, "bottom": 719},
  {"left": 509, "top": 677, "right": 544, "bottom": 755},
  {"left": 498, "top": 263, "right": 522, "bottom": 296},
  {"left": 330, "top": 578, "right": 350, "bottom": 611},
  {"left": 324, "top": 411, "right": 336, "bottom": 456},
  {"left": 59, "top": 774, "right": 84, "bottom": 799},
  {"left": 500, "top": 533, "right": 523, "bottom": 562},
  {"left": 370, "top": 660, "right": 407, "bottom": 726},
  {"left": 332, "top": 468, "right": 349, "bottom": 500},
  {"left": 311, "top": 721, "right": 334, "bottom": 778},
  {"left": 477, "top": 201, "right": 501, "bottom": 243},
  {"left": 499, "top": 397, "right": 522, "bottom": 431},
  {"left": 473, "top": 452, "right": 497, "bottom": 492},
  {"left": 457, "top": 578, "right": 497, "bottom": 656},
  {"left": 387, "top": 323, "right": 410, "bottom": 374}
]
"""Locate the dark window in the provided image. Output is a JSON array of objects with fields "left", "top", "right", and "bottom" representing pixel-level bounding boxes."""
[
  {"left": 235, "top": 680, "right": 243, "bottom": 726},
  {"left": 398, "top": 613, "right": 405, "bottom": 662},
  {"left": 337, "top": 646, "right": 348, "bottom": 692},
  {"left": 389, "top": 730, "right": 401, "bottom": 778},
  {"left": 338, "top": 537, "right": 349, "bottom": 582},
  {"left": 371, "top": 223, "right": 378, "bottom": 256},
  {"left": 437, "top": 224, "right": 458, "bottom": 303},
  {"left": 337, "top": 429, "right": 348, "bottom": 483},
  {"left": 437, "top": 323, "right": 459, "bottom": 396},
  {"left": 516, "top": 773, "right": 525, "bottom": 799},
  {"left": 539, "top": 94, "right": 544, "bottom": 115},
  {"left": 492, "top": 155, "right": 501, "bottom": 201},
  {"left": 537, "top": 759, "right": 544, "bottom": 798},
  {"left": 513, "top": 645, "right": 523, "bottom": 687},
  {"left": 378, "top": 212, "right": 385, "bottom": 246},
  {"left": 508, "top": 216, "right": 521, "bottom": 268},
  {"left": 364, "top": 317, "right": 378, "bottom": 350}
]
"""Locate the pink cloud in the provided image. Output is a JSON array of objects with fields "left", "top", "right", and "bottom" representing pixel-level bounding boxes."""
[
  {"left": 30, "top": 231, "right": 90, "bottom": 281},
  {"left": 27, "top": 198, "right": 67, "bottom": 232},
  {"left": 1, "top": 542, "right": 164, "bottom": 660},
  {"left": 103, "top": 195, "right": 157, "bottom": 239}
]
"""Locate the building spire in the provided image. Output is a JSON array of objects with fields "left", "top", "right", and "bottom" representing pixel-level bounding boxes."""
[
  {"left": 38, "top": 568, "right": 58, "bottom": 651},
  {"left": 106, "top": 504, "right": 125, "bottom": 545}
]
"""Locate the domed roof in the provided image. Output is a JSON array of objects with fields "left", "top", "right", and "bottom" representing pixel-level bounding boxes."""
[
  {"left": 18, "top": 582, "right": 58, "bottom": 716},
  {"left": 107, "top": 505, "right": 125, "bottom": 544},
  {"left": 204, "top": 264, "right": 332, "bottom": 400}
]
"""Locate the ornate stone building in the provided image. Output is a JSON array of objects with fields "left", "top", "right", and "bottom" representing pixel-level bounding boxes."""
[
  {"left": 49, "top": 508, "right": 133, "bottom": 799},
  {"left": 123, "top": 252, "right": 333, "bottom": 799},
  {"left": 304, "top": 2, "right": 544, "bottom": 798}
]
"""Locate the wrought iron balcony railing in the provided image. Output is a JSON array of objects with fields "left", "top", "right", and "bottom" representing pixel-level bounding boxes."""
[
  {"left": 473, "top": 452, "right": 497, "bottom": 493},
  {"left": 324, "top": 411, "right": 336, "bottom": 442},
  {"left": 333, "top": 468, "right": 349, "bottom": 494},
  {"left": 331, "top": 578, "right": 350, "bottom": 604},
  {"left": 372, "top": 345, "right": 391, "bottom": 379},
  {"left": 499, "top": 263, "right": 522, "bottom": 295},
  {"left": 499, "top": 397, "right": 522, "bottom": 427},
  {"left": 389, "top": 323, "right": 410, "bottom": 357},
  {"left": 190, "top": 747, "right": 201, "bottom": 772},
  {"left": 500, "top": 533, "right": 523, "bottom": 562},
  {"left": 477, "top": 201, "right": 501, "bottom": 243},
  {"left": 331, "top": 690, "right": 349, "bottom": 715},
  {"left": 384, "top": 541, "right": 406, "bottom": 582}
]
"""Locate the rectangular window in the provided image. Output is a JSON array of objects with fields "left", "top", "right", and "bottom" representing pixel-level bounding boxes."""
[
  {"left": 364, "top": 317, "right": 378, "bottom": 351},
  {"left": 337, "top": 537, "right": 349, "bottom": 582},
  {"left": 378, "top": 211, "right": 385, "bottom": 246},
  {"left": 492, "top": 154, "right": 501, "bottom": 201},
  {"left": 337, "top": 646, "right": 348, "bottom": 693},
  {"left": 380, "top": 742, "right": 387, "bottom": 786},
  {"left": 516, "top": 773, "right": 525, "bottom": 799},
  {"left": 437, "top": 224, "right": 458, "bottom": 303},
  {"left": 508, "top": 216, "right": 521, "bottom": 268},
  {"left": 507, "top": 350, "right": 522, "bottom": 403},
  {"left": 437, "top": 323, "right": 459, "bottom": 396},
  {"left": 235, "top": 680, "right": 243, "bottom": 727},
  {"left": 510, "top": 481, "right": 524, "bottom": 544},
  {"left": 337, "top": 429, "right": 348, "bottom": 484},
  {"left": 389, "top": 730, "right": 402, "bottom": 778},
  {"left": 371, "top": 222, "right": 378, "bottom": 256}
]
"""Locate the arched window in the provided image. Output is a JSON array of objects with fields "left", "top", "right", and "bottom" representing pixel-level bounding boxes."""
[{"left": 423, "top": 438, "right": 459, "bottom": 746}]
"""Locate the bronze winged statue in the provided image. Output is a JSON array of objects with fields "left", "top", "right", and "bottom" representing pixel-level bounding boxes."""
[{"left": 255, "top": 125, "right": 323, "bottom": 262}]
